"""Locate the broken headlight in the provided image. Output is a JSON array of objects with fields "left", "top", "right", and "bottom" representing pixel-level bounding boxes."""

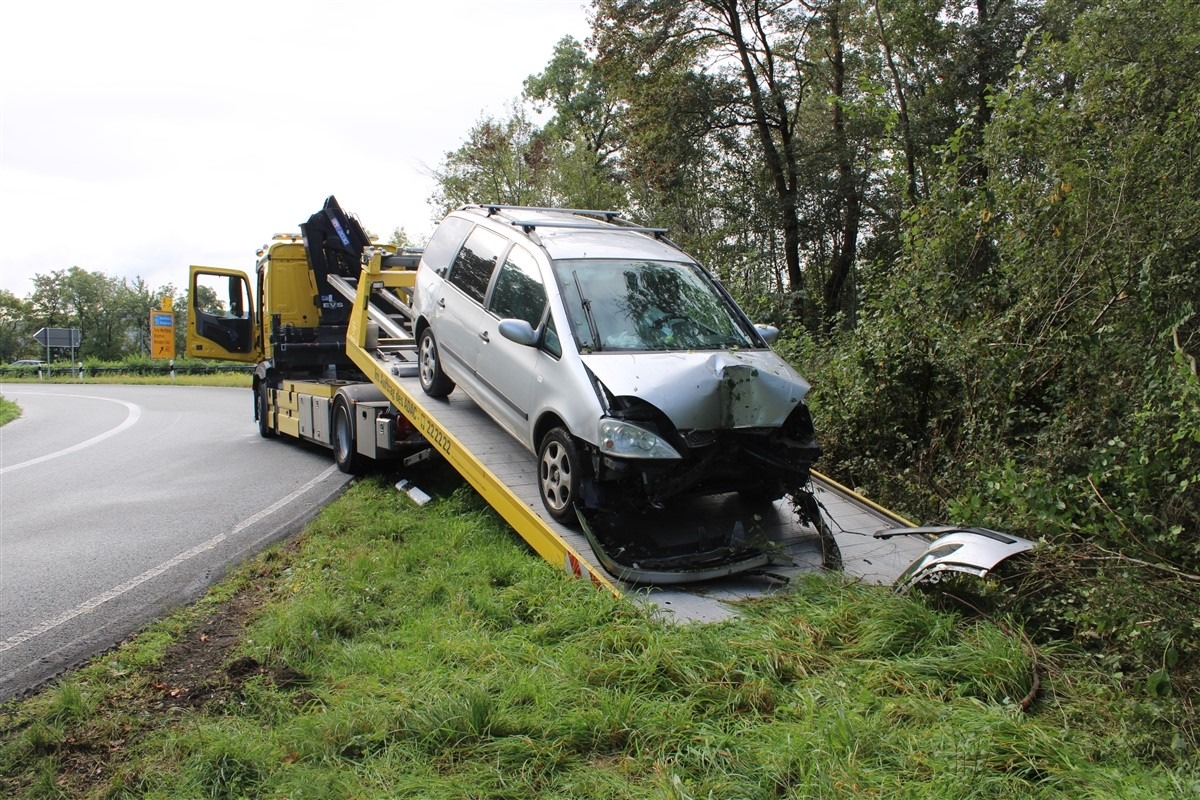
[{"left": 598, "top": 418, "right": 681, "bottom": 459}]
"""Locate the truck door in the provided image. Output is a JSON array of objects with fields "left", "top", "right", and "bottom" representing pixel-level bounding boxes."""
[{"left": 186, "top": 266, "right": 262, "bottom": 363}]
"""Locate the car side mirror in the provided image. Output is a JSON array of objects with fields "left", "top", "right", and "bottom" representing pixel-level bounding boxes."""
[
  {"left": 498, "top": 319, "right": 539, "bottom": 347},
  {"left": 754, "top": 324, "right": 780, "bottom": 345}
]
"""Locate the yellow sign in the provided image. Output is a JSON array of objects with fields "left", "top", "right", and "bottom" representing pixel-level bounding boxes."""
[
  {"left": 161, "top": 295, "right": 173, "bottom": 312},
  {"left": 151, "top": 311, "right": 175, "bottom": 360}
]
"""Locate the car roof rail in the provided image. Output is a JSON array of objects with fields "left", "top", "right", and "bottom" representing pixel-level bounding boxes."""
[{"left": 477, "top": 204, "right": 671, "bottom": 239}]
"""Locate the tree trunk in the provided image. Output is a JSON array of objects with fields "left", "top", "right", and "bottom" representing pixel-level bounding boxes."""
[
  {"left": 823, "top": 0, "right": 861, "bottom": 331},
  {"left": 720, "top": 0, "right": 807, "bottom": 322}
]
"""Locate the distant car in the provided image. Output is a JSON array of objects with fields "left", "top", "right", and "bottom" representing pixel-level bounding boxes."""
[
  {"left": 412, "top": 205, "right": 821, "bottom": 524},
  {"left": 9, "top": 359, "right": 45, "bottom": 366}
]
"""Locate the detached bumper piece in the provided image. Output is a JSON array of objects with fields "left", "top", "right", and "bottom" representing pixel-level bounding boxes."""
[{"left": 877, "top": 526, "right": 1036, "bottom": 593}]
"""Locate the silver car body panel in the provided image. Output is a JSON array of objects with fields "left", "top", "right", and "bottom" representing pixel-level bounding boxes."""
[
  {"left": 877, "top": 526, "right": 1036, "bottom": 593},
  {"left": 580, "top": 350, "right": 809, "bottom": 431},
  {"left": 538, "top": 227, "right": 687, "bottom": 262}
]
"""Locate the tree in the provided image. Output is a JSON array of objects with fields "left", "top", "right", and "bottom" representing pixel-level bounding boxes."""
[
  {"left": 810, "top": 0, "right": 1200, "bottom": 679},
  {"left": 26, "top": 267, "right": 154, "bottom": 361},
  {"left": 0, "top": 290, "right": 33, "bottom": 363},
  {"left": 388, "top": 227, "right": 415, "bottom": 250},
  {"left": 524, "top": 36, "right": 623, "bottom": 174},
  {"left": 594, "top": 0, "right": 817, "bottom": 315},
  {"left": 430, "top": 104, "right": 555, "bottom": 213}
]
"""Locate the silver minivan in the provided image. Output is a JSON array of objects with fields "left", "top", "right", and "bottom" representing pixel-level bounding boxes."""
[{"left": 412, "top": 205, "right": 820, "bottom": 524}]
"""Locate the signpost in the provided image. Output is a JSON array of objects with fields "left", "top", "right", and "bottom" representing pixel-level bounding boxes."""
[
  {"left": 150, "top": 297, "right": 175, "bottom": 360},
  {"left": 33, "top": 327, "right": 81, "bottom": 365}
]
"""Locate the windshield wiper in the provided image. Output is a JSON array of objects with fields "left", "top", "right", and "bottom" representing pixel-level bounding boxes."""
[{"left": 573, "top": 270, "right": 603, "bottom": 351}]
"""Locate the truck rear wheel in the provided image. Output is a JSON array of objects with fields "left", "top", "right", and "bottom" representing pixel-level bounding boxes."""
[{"left": 333, "top": 398, "right": 368, "bottom": 474}]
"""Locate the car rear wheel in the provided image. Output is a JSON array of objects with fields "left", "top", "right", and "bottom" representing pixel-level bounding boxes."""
[
  {"left": 418, "top": 327, "right": 455, "bottom": 397},
  {"left": 538, "top": 427, "right": 583, "bottom": 525}
]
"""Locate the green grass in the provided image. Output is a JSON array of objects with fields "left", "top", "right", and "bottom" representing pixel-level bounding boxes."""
[
  {"left": 2, "top": 475, "right": 1197, "bottom": 799},
  {"left": 0, "top": 395, "right": 19, "bottom": 425}
]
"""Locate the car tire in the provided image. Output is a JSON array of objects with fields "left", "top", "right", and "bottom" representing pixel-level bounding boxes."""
[
  {"left": 333, "top": 398, "right": 368, "bottom": 474},
  {"left": 538, "top": 427, "right": 584, "bottom": 525},
  {"left": 257, "top": 383, "right": 276, "bottom": 439},
  {"left": 418, "top": 327, "right": 455, "bottom": 397}
]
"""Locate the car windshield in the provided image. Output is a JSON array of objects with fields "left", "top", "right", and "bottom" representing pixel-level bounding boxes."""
[{"left": 554, "top": 259, "right": 757, "bottom": 352}]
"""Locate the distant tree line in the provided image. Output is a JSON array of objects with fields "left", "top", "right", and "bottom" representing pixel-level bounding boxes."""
[
  {"left": 0, "top": 267, "right": 183, "bottom": 363},
  {"left": 434, "top": 0, "right": 1200, "bottom": 708}
]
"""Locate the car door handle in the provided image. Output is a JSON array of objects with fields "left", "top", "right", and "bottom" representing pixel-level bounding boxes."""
[
  {"left": 478, "top": 330, "right": 490, "bottom": 343},
  {"left": 437, "top": 298, "right": 446, "bottom": 308}
]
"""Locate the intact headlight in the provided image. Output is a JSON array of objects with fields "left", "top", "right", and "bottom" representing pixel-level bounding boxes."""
[{"left": 597, "top": 418, "right": 681, "bottom": 459}]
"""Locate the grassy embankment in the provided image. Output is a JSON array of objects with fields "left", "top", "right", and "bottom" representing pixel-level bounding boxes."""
[
  {"left": 0, "top": 395, "right": 20, "bottom": 426},
  {"left": 1, "top": 472, "right": 1196, "bottom": 799}
]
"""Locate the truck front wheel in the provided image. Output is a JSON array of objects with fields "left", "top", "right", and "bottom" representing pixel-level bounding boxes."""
[
  {"left": 333, "top": 398, "right": 368, "bottom": 474},
  {"left": 257, "top": 383, "right": 276, "bottom": 439}
]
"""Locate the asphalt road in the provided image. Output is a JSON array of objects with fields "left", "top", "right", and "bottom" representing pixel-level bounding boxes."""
[{"left": 0, "top": 383, "right": 351, "bottom": 700}]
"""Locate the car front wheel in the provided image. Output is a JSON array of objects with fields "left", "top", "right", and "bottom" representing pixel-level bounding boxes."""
[{"left": 538, "top": 427, "right": 584, "bottom": 525}]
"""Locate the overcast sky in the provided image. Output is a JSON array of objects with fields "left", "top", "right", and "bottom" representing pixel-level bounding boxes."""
[{"left": 0, "top": 0, "right": 592, "bottom": 299}]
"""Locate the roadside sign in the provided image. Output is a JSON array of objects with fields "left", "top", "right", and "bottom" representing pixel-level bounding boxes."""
[
  {"left": 33, "top": 327, "right": 81, "bottom": 348},
  {"left": 151, "top": 311, "right": 175, "bottom": 359}
]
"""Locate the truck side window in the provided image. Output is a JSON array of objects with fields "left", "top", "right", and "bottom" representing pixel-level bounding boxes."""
[
  {"left": 420, "top": 216, "right": 473, "bottom": 276},
  {"left": 487, "top": 245, "right": 546, "bottom": 327},
  {"left": 448, "top": 228, "right": 506, "bottom": 304}
]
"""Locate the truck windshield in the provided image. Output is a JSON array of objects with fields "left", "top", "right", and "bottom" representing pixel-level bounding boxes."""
[{"left": 553, "top": 259, "right": 757, "bottom": 352}]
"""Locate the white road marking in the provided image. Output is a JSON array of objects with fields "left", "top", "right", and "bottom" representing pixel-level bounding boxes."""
[
  {"left": 0, "top": 464, "right": 340, "bottom": 653},
  {"left": 0, "top": 392, "right": 142, "bottom": 475}
]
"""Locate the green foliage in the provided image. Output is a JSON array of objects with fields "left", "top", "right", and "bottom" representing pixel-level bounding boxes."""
[
  {"left": 804, "top": 0, "right": 1200, "bottom": 691},
  {"left": 0, "top": 290, "right": 34, "bottom": 363},
  {"left": 0, "top": 395, "right": 19, "bottom": 426},
  {"left": 431, "top": 103, "right": 556, "bottom": 213}
]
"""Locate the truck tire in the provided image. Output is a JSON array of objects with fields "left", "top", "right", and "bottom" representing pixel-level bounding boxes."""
[
  {"left": 333, "top": 398, "right": 368, "bottom": 474},
  {"left": 418, "top": 327, "right": 455, "bottom": 398},
  {"left": 257, "top": 383, "right": 276, "bottom": 439}
]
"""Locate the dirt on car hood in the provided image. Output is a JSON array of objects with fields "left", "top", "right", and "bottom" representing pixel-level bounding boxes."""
[{"left": 580, "top": 349, "right": 810, "bottom": 430}]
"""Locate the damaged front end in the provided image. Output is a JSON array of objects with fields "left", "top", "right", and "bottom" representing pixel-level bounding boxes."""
[
  {"left": 584, "top": 400, "right": 822, "bottom": 512},
  {"left": 571, "top": 357, "right": 824, "bottom": 582},
  {"left": 579, "top": 350, "right": 821, "bottom": 514}
]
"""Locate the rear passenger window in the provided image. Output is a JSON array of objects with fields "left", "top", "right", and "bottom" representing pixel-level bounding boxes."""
[
  {"left": 487, "top": 245, "right": 546, "bottom": 327},
  {"left": 419, "top": 216, "right": 473, "bottom": 275},
  {"left": 448, "top": 227, "right": 506, "bottom": 303}
]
